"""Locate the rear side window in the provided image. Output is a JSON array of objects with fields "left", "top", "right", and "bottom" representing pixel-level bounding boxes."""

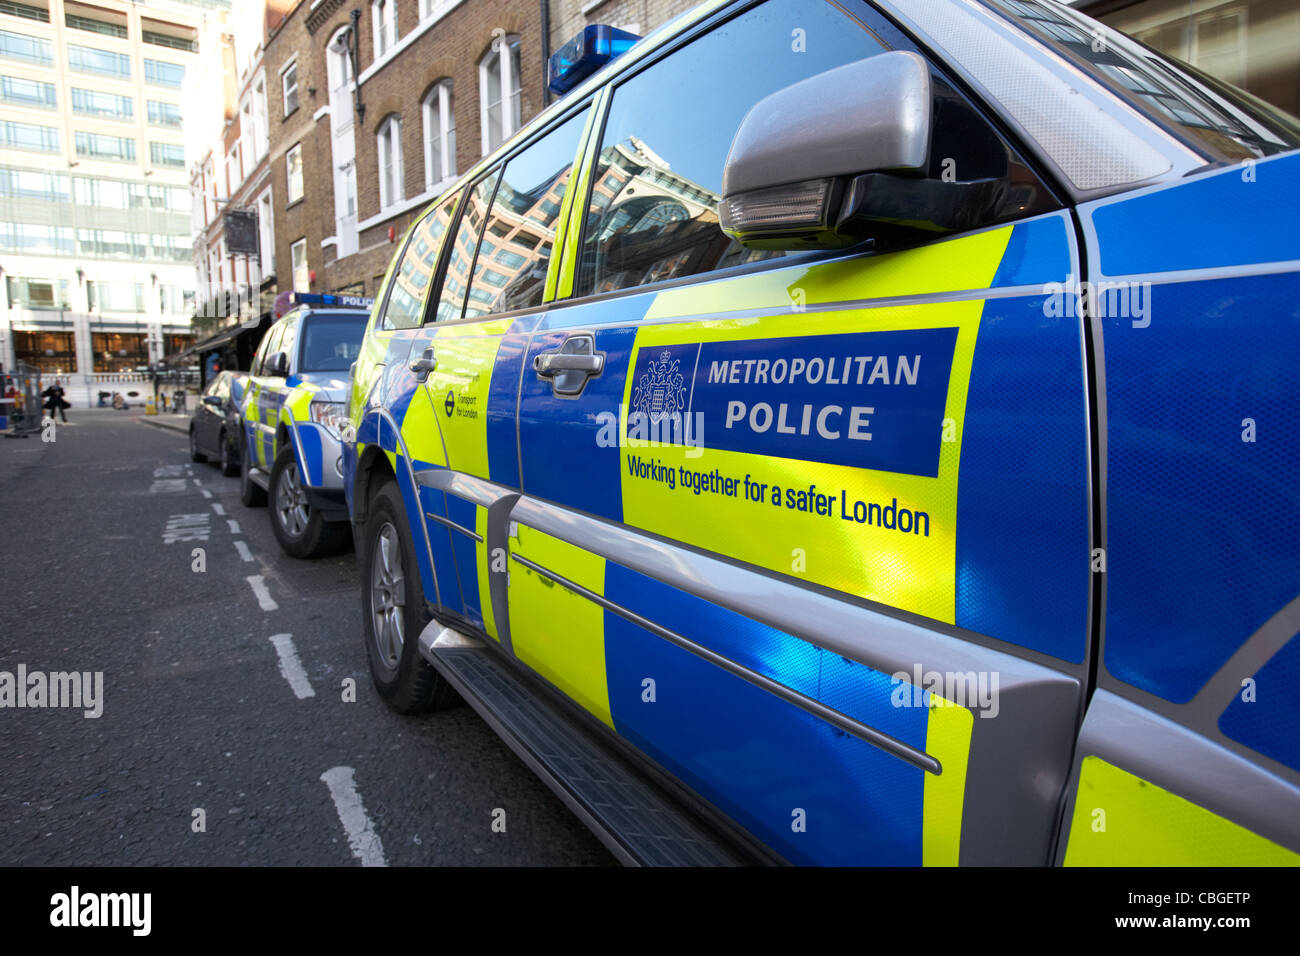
[
  {"left": 256, "top": 324, "right": 283, "bottom": 374},
  {"left": 463, "top": 108, "right": 588, "bottom": 317},
  {"left": 432, "top": 170, "right": 501, "bottom": 322},
  {"left": 380, "top": 193, "right": 459, "bottom": 330},
  {"left": 574, "top": 0, "right": 890, "bottom": 297}
]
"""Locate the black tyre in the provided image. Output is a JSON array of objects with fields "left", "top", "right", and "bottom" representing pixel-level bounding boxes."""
[
  {"left": 269, "top": 444, "right": 347, "bottom": 559},
  {"left": 361, "top": 478, "right": 459, "bottom": 713},
  {"left": 239, "top": 428, "right": 267, "bottom": 507},
  {"left": 189, "top": 426, "right": 207, "bottom": 463},
  {"left": 218, "top": 430, "right": 239, "bottom": 477}
]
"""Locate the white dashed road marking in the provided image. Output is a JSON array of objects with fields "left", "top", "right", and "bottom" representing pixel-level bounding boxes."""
[
  {"left": 245, "top": 574, "right": 278, "bottom": 612},
  {"left": 320, "top": 767, "right": 387, "bottom": 867},
  {"left": 211, "top": 503, "right": 225, "bottom": 516},
  {"left": 200, "top": 489, "right": 212, "bottom": 499},
  {"left": 268, "top": 633, "right": 315, "bottom": 699},
  {"left": 233, "top": 540, "right": 254, "bottom": 562},
  {"left": 227, "top": 519, "right": 241, "bottom": 534}
]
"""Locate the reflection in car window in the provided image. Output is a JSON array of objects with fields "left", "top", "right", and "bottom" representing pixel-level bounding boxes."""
[
  {"left": 433, "top": 170, "right": 501, "bottom": 321},
  {"left": 297, "top": 313, "right": 368, "bottom": 372},
  {"left": 574, "top": 0, "right": 889, "bottom": 297},
  {"left": 464, "top": 109, "right": 588, "bottom": 317},
  {"left": 383, "top": 194, "right": 460, "bottom": 329},
  {"left": 988, "top": 0, "right": 1300, "bottom": 160}
]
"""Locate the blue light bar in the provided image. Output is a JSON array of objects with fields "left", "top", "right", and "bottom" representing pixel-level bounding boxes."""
[
  {"left": 274, "top": 291, "right": 374, "bottom": 317},
  {"left": 548, "top": 24, "right": 640, "bottom": 95}
]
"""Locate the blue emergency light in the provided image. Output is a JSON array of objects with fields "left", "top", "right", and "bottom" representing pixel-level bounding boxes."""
[
  {"left": 273, "top": 290, "right": 375, "bottom": 317},
  {"left": 548, "top": 24, "right": 640, "bottom": 95}
]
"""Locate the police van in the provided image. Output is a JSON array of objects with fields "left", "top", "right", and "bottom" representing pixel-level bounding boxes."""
[
  {"left": 235, "top": 292, "right": 371, "bottom": 558},
  {"left": 343, "top": 0, "right": 1300, "bottom": 865}
]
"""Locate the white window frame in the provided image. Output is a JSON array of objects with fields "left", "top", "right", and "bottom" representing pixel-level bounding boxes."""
[
  {"left": 478, "top": 34, "right": 521, "bottom": 156},
  {"left": 280, "top": 57, "right": 299, "bottom": 117},
  {"left": 258, "top": 186, "right": 275, "bottom": 279},
  {"left": 252, "top": 72, "right": 268, "bottom": 160},
  {"left": 291, "top": 237, "right": 309, "bottom": 292},
  {"left": 286, "top": 142, "right": 304, "bottom": 204},
  {"left": 371, "top": 0, "right": 396, "bottom": 60},
  {"left": 422, "top": 79, "right": 455, "bottom": 191},
  {"left": 377, "top": 115, "right": 402, "bottom": 210}
]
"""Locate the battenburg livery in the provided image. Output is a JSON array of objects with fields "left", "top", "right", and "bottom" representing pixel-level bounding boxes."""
[
  {"left": 342, "top": 0, "right": 1300, "bottom": 866},
  {"left": 234, "top": 292, "right": 371, "bottom": 558}
]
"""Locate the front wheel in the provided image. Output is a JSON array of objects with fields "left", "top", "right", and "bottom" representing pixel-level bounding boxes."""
[
  {"left": 361, "top": 478, "right": 459, "bottom": 713},
  {"left": 269, "top": 444, "right": 346, "bottom": 559}
]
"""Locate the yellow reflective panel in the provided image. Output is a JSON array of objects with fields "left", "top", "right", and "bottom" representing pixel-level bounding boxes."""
[
  {"left": 508, "top": 525, "right": 612, "bottom": 728},
  {"left": 923, "top": 694, "right": 973, "bottom": 867},
  {"left": 1064, "top": 757, "right": 1300, "bottom": 866}
]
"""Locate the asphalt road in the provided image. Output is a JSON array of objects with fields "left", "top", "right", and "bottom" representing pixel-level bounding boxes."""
[{"left": 0, "top": 409, "right": 613, "bottom": 866}]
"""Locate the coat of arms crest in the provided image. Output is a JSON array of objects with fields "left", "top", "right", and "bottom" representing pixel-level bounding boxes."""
[{"left": 631, "top": 349, "right": 686, "bottom": 426}]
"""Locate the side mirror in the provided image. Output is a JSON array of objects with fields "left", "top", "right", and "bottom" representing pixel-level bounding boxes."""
[
  {"left": 202, "top": 395, "right": 222, "bottom": 408},
  {"left": 721, "top": 51, "right": 984, "bottom": 251},
  {"left": 265, "top": 352, "right": 288, "bottom": 377}
]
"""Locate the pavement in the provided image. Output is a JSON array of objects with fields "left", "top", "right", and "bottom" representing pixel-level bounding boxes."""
[{"left": 0, "top": 412, "right": 613, "bottom": 866}]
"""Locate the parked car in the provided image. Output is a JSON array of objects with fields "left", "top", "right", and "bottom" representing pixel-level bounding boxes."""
[
  {"left": 188, "top": 371, "right": 241, "bottom": 477},
  {"left": 343, "top": 0, "right": 1300, "bottom": 865},
  {"left": 234, "top": 293, "right": 372, "bottom": 558}
]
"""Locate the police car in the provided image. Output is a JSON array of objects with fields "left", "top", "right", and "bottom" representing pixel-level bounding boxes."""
[
  {"left": 343, "top": 0, "right": 1300, "bottom": 865},
  {"left": 235, "top": 292, "right": 371, "bottom": 558}
]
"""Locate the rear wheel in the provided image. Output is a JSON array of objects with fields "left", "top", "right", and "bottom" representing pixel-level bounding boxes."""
[
  {"left": 189, "top": 427, "right": 206, "bottom": 463},
  {"left": 269, "top": 444, "right": 347, "bottom": 559},
  {"left": 239, "top": 428, "right": 267, "bottom": 507},
  {"left": 218, "top": 430, "right": 239, "bottom": 477},
  {"left": 362, "top": 477, "right": 459, "bottom": 713}
]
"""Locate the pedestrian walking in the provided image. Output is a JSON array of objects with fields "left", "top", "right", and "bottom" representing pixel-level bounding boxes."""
[{"left": 42, "top": 380, "right": 68, "bottom": 423}]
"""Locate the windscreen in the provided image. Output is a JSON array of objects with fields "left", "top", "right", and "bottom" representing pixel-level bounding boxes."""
[{"left": 297, "top": 312, "right": 368, "bottom": 373}]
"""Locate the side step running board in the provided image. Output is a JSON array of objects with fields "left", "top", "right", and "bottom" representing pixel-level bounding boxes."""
[{"left": 419, "top": 622, "right": 753, "bottom": 866}]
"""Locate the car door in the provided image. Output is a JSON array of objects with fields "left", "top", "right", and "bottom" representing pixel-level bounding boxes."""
[
  {"left": 405, "top": 105, "right": 593, "bottom": 637},
  {"left": 242, "top": 324, "right": 278, "bottom": 469},
  {"left": 505, "top": 0, "right": 1091, "bottom": 865},
  {"left": 353, "top": 191, "right": 466, "bottom": 619}
]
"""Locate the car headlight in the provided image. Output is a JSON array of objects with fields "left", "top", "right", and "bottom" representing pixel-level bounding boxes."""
[{"left": 309, "top": 400, "right": 350, "bottom": 440}]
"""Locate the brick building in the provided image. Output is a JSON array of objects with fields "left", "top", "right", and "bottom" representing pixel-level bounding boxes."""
[{"left": 263, "top": 0, "right": 559, "bottom": 299}]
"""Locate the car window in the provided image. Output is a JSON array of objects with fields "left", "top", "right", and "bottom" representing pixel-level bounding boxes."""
[
  {"left": 298, "top": 312, "right": 368, "bottom": 372},
  {"left": 573, "top": 0, "right": 890, "bottom": 297},
  {"left": 432, "top": 169, "right": 501, "bottom": 322},
  {"left": 461, "top": 108, "right": 588, "bottom": 318},
  {"left": 382, "top": 194, "right": 460, "bottom": 330},
  {"left": 278, "top": 320, "right": 298, "bottom": 371},
  {"left": 256, "top": 324, "right": 283, "bottom": 375}
]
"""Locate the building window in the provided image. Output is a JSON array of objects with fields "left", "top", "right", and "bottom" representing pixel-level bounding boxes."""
[
  {"left": 251, "top": 77, "right": 268, "bottom": 158},
  {"left": 150, "top": 141, "right": 184, "bottom": 167},
  {"left": 371, "top": 0, "right": 396, "bottom": 60},
  {"left": 75, "top": 130, "right": 135, "bottom": 162},
  {"left": 1, "top": 74, "right": 56, "bottom": 109},
  {"left": 377, "top": 114, "right": 402, "bottom": 209},
  {"left": 422, "top": 79, "right": 455, "bottom": 190},
  {"left": 281, "top": 59, "right": 299, "bottom": 116},
  {"left": 479, "top": 34, "right": 521, "bottom": 155},
  {"left": 144, "top": 58, "right": 185, "bottom": 88},
  {"left": 0, "top": 29, "right": 52, "bottom": 66},
  {"left": 286, "top": 142, "right": 304, "bottom": 203},
  {"left": 1, "top": 118, "right": 58, "bottom": 152},
  {"left": 65, "top": 12, "right": 127, "bottom": 39},
  {"left": 291, "top": 238, "right": 309, "bottom": 292},
  {"left": 0, "top": 2, "right": 50, "bottom": 24},
  {"left": 12, "top": 329, "right": 77, "bottom": 373},
  {"left": 68, "top": 43, "right": 131, "bottom": 79},
  {"left": 147, "top": 99, "right": 181, "bottom": 128},
  {"left": 142, "top": 29, "right": 197, "bottom": 53},
  {"left": 258, "top": 189, "right": 275, "bottom": 278},
  {"left": 71, "top": 87, "right": 132, "bottom": 121},
  {"left": 87, "top": 281, "right": 145, "bottom": 313},
  {"left": 91, "top": 332, "right": 148, "bottom": 372}
]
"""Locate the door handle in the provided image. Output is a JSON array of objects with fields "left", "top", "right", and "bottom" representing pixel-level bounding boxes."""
[
  {"left": 534, "top": 334, "right": 604, "bottom": 395},
  {"left": 409, "top": 347, "right": 437, "bottom": 382}
]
